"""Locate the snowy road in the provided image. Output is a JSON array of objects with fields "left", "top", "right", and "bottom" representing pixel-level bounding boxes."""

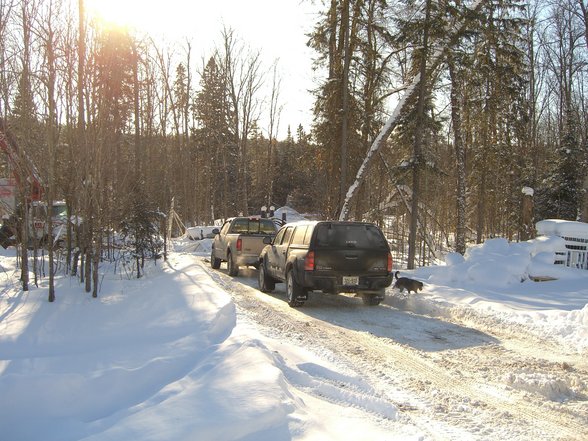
[{"left": 203, "top": 261, "right": 588, "bottom": 441}]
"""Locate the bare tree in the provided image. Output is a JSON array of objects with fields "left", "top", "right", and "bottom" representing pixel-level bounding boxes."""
[
  {"left": 0, "top": 0, "right": 16, "bottom": 120},
  {"left": 219, "top": 27, "right": 264, "bottom": 215},
  {"left": 13, "top": 0, "right": 39, "bottom": 292},
  {"left": 35, "top": 0, "right": 61, "bottom": 301},
  {"left": 575, "top": 0, "right": 588, "bottom": 48},
  {"left": 537, "top": 0, "right": 586, "bottom": 219},
  {"left": 265, "top": 60, "right": 282, "bottom": 208}
]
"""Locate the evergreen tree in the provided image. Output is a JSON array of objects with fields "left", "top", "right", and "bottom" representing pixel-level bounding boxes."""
[
  {"left": 309, "top": 0, "right": 395, "bottom": 218},
  {"left": 441, "top": 0, "right": 528, "bottom": 244},
  {"left": 193, "top": 56, "right": 233, "bottom": 221},
  {"left": 120, "top": 184, "right": 163, "bottom": 278},
  {"left": 173, "top": 62, "right": 189, "bottom": 144},
  {"left": 535, "top": 1, "right": 587, "bottom": 221},
  {"left": 538, "top": 109, "right": 583, "bottom": 219}
]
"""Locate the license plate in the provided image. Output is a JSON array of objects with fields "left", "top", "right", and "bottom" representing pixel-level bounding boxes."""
[{"left": 342, "top": 276, "right": 359, "bottom": 286}]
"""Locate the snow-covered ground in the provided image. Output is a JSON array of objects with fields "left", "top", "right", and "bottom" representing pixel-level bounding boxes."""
[
  {"left": 0, "top": 232, "right": 587, "bottom": 440},
  {"left": 412, "top": 236, "right": 588, "bottom": 354}
]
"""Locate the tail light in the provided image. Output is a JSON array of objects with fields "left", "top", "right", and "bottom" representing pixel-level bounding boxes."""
[
  {"left": 387, "top": 253, "right": 393, "bottom": 273},
  {"left": 236, "top": 238, "right": 242, "bottom": 252},
  {"left": 304, "top": 251, "right": 315, "bottom": 271}
]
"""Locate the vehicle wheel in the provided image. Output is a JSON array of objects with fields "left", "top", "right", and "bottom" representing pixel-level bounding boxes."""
[
  {"left": 258, "top": 261, "right": 275, "bottom": 293},
  {"left": 210, "top": 248, "right": 221, "bottom": 269},
  {"left": 286, "top": 269, "right": 306, "bottom": 307},
  {"left": 227, "top": 252, "right": 239, "bottom": 276}
]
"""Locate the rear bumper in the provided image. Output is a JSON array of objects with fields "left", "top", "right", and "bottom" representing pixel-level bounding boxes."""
[
  {"left": 301, "top": 272, "right": 393, "bottom": 294},
  {"left": 234, "top": 253, "right": 260, "bottom": 267}
]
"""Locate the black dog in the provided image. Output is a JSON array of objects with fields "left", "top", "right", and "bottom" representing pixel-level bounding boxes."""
[{"left": 393, "top": 271, "right": 423, "bottom": 294}]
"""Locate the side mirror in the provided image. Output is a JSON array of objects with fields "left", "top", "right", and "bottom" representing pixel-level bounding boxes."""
[
  {"left": 263, "top": 236, "right": 272, "bottom": 245},
  {"left": 212, "top": 228, "right": 220, "bottom": 235}
]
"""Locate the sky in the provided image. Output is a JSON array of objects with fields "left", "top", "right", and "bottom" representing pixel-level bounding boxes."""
[
  {"left": 84, "top": 0, "right": 320, "bottom": 139},
  {"left": 1, "top": 225, "right": 587, "bottom": 439}
]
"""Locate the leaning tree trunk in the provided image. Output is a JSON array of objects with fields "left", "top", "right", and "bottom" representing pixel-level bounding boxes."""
[{"left": 338, "top": 0, "right": 486, "bottom": 221}]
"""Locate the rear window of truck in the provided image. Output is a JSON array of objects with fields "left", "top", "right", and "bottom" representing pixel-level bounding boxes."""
[
  {"left": 314, "top": 223, "right": 388, "bottom": 249},
  {"left": 232, "top": 218, "right": 277, "bottom": 235}
]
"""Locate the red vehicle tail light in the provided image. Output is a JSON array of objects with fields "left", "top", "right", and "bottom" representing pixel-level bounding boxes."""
[
  {"left": 387, "top": 253, "right": 393, "bottom": 272},
  {"left": 236, "top": 238, "right": 242, "bottom": 252},
  {"left": 304, "top": 251, "right": 315, "bottom": 271}
]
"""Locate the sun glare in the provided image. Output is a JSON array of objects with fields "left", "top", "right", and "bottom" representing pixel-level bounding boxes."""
[
  {"left": 85, "top": 0, "right": 152, "bottom": 30},
  {"left": 82, "top": 0, "right": 198, "bottom": 39}
]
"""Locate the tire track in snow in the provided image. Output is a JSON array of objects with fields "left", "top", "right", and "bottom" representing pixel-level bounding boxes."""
[
  {"left": 204, "top": 265, "right": 421, "bottom": 435},
  {"left": 203, "top": 260, "right": 587, "bottom": 440}
]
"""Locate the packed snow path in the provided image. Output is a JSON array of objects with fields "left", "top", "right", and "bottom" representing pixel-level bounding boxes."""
[{"left": 203, "top": 261, "right": 588, "bottom": 441}]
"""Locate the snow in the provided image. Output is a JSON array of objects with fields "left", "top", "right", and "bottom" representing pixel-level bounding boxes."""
[
  {"left": 505, "top": 371, "right": 582, "bottom": 402},
  {"left": 537, "top": 218, "right": 588, "bottom": 237},
  {"left": 522, "top": 186, "right": 534, "bottom": 197},
  {"left": 186, "top": 225, "right": 218, "bottom": 240},
  {"left": 273, "top": 206, "right": 307, "bottom": 223},
  {"left": 0, "top": 243, "right": 404, "bottom": 441},
  {"left": 0, "top": 231, "right": 587, "bottom": 440},
  {"left": 412, "top": 236, "right": 588, "bottom": 354}
]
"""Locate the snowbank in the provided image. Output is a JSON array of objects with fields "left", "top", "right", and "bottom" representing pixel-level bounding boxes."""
[
  {"left": 536, "top": 218, "right": 588, "bottom": 237},
  {"left": 0, "top": 252, "right": 240, "bottom": 440},
  {"left": 408, "top": 237, "right": 588, "bottom": 353},
  {"left": 273, "top": 206, "right": 307, "bottom": 223},
  {"left": 423, "top": 236, "right": 587, "bottom": 287},
  {"left": 185, "top": 225, "right": 217, "bottom": 240},
  {"left": 0, "top": 248, "right": 404, "bottom": 441}
]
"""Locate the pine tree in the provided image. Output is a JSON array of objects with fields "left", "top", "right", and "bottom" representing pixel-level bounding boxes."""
[
  {"left": 438, "top": 0, "right": 528, "bottom": 241},
  {"left": 120, "top": 184, "right": 162, "bottom": 278},
  {"left": 309, "top": 0, "right": 395, "bottom": 218},
  {"left": 535, "top": 1, "right": 587, "bottom": 221},
  {"left": 538, "top": 109, "right": 583, "bottom": 219},
  {"left": 193, "top": 56, "right": 233, "bottom": 221},
  {"left": 441, "top": 0, "right": 528, "bottom": 245}
]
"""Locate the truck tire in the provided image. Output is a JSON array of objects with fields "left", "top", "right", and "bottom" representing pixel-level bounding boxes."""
[
  {"left": 227, "top": 251, "right": 239, "bottom": 276},
  {"left": 258, "top": 260, "right": 275, "bottom": 292},
  {"left": 210, "top": 248, "right": 221, "bottom": 269},
  {"left": 286, "top": 269, "right": 306, "bottom": 307}
]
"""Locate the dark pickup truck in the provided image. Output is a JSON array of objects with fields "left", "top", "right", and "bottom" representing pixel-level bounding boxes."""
[{"left": 258, "top": 220, "right": 393, "bottom": 307}]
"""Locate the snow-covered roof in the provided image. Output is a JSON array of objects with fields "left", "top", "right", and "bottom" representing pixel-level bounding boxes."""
[
  {"left": 536, "top": 219, "right": 588, "bottom": 238},
  {"left": 273, "top": 206, "right": 307, "bottom": 222}
]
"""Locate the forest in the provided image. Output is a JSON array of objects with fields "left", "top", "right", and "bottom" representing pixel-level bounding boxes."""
[{"left": 0, "top": 0, "right": 588, "bottom": 297}]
